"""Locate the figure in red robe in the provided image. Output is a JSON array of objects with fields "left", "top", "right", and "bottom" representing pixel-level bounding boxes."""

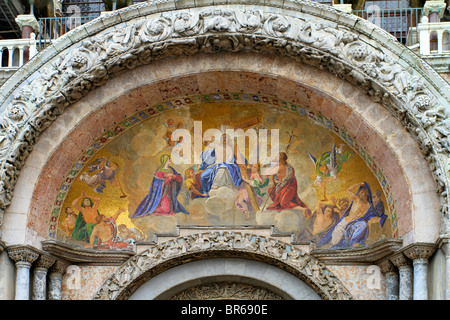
[{"left": 266, "top": 152, "right": 311, "bottom": 217}]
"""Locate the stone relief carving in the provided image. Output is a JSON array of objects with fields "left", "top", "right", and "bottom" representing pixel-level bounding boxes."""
[
  {"left": 6, "top": 246, "right": 40, "bottom": 265},
  {"left": 170, "top": 281, "right": 284, "bottom": 300},
  {"left": 0, "top": 3, "right": 448, "bottom": 236},
  {"left": 93, "top": 232, "right": 352, "bottom": 300}
]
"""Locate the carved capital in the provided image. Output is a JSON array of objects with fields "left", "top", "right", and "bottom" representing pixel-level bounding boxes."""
[
  {"left": 6, "top": 245, "right": 39, "bottom": 267},
  {"left": 377, "top": 259, "right": 397, "bottom": 274},
  {"left": 34, "top": 253, "right": 56, "bottom": 271},
  {"left": 390, "top": 252, "right": 411, "bottom": 269},
  {"left": 423, "top": 0, "right": 447, "bottom": 18},
  {"left": 14, "top": 14, "right": 40, "bottom": 33},
  {"left": 403, "top": 243, "right": 437, "bottom": 262},
  {"left": 49, "top": 260, "right": 70, "bottom": 276}
]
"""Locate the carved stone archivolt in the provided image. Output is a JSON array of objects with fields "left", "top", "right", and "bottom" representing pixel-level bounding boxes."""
[
  {"left": 94, "top": 232, "right": 353, "bottom": 300},
  {"left": 0, "top": 1, "right": 449, "bottom": 236}
]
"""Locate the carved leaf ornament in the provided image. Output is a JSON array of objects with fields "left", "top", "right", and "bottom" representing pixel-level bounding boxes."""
[
  {"left": 93, "top": 232, "right": 353, "bottom": 300},
  {"left": 0, "top": 2, "right": 449, "bottom": 236}
]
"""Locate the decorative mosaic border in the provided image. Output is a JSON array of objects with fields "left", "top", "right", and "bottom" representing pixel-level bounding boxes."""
[{"left": 48, "top": 92, "right": 399, "bottom": 239}]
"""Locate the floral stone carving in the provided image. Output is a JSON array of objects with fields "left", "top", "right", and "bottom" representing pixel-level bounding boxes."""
[
  {"left": 0, "top": 2, "right": 448, "bottom": 237},
  {"left": 93, "top": 232, "right": 353, "bottom": 300}
]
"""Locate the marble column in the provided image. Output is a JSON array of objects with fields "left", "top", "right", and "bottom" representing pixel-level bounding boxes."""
[
  {"left": 440, "top": 238, "right": 450, "bottom": 300},
  {"left": 14, "top": 14, "right": 39, "bottom": 64},
  {"left": 6, "top": 246, "right": 39, "bottom": 300},
  {"left": 32, "top": 253, "right": 55, "bottom": 300},
  {"left": 404, "top": 243, "right": 436, "bottom": 300},
  {"left": 48, "top": 260, "right": 69, "bottom": 300},
  {"left": 423, "top": 0, "right": 447, "bottom": 22},
  {"left": 390, "top": 252, "right": 413, "bottom": 300},
  {"left": 378, "top": 259, "right": 399, "bottom": 300}
]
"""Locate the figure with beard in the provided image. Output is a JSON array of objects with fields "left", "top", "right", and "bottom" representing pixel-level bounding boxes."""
[
  {"left": 317, "top": 182, "right": 387, "bottom": 249},
  {"left": 295, "top": 202, "right": 340, "bottom": 242},
  {"left": 266, "top": 152, "right": 311, "bottom": 216}
]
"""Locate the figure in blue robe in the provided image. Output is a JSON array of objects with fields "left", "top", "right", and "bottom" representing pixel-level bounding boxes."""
[
  {"left": 132, "top": 154, "right": 189, "bottom": 218},
  {"left": 316, "top": 182, "right": 387, "bottom": 249},
  {"left": 198, "top": 141, "right": 243, "bottom": 195}
]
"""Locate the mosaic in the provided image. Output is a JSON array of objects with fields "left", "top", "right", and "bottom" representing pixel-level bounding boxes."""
[{"left": 49, "top": 92, "right": 398, "bottom": 251}]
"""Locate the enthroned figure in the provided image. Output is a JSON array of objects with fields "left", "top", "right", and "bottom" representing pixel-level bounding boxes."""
[{"left": 198, "top": 134, "right": 243, "bottom": 194}]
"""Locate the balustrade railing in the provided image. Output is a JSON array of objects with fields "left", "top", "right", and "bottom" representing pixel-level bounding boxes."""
[
  {"left": 38, "top": 16, "right": 98, "bottom": 50},
  {"left": 352, "top": 8, "right": 423, "bottom": 45},
  {"left": 418, "top": 20, "right": 450, "bottom": 55},
  {"left": 0, "top": 34, "right": 38, "bottom": 69}
]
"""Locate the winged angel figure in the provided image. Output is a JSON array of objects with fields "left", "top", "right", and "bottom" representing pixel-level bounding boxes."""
[{"left": 309, "top": 144, "right": 352, "bottom": 201}]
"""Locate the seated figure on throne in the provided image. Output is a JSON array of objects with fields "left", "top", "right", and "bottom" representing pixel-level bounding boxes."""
[{"left": 198, "top": 134, "right": 244, "bottom": 195}]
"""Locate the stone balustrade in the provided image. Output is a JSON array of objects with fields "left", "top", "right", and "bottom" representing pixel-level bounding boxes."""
[
  {"left": 0, "top": 33, "right": 37, "bottom": 69},
  {"left": 418, "top": 20, "right": 450, "bottom": 55}
]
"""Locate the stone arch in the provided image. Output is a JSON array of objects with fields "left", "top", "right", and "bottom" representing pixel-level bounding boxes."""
[
  {"left": 93, "top": 232, "right": 352, "bottom": 300},
  {"left": 0, "top": 0, "right": 447, "bottom": 267},
  {"left": 132, "top": 258, "right": 316, "bottom": 300},
  {"left": 4, "top": 53, "right": 439, "bottom": 249}
]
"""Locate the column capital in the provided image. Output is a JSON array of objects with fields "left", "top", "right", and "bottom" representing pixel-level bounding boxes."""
[
  {"left": 15, "top": 14, "right": 40, "bottom": 33},
  {"left": 377, "top": 259, "right": 397, "bottom": 274},
  {"left": 49, "top": 260, "right": 70, "bottom": 276},
  {"left": 390, "top": 252, "right": 411, "bottom": 268},
  {"left": 6, "top": 245, "right": 40, "bottom": 267},
  {"left": 403, "top": 243, "right": 436, "bottom": 262},
  {"left": 423, "top": 0, "right": 447, "bottom": 19},
  {"left": 34, "top": 253, "right": 56, "bottom": 271}
]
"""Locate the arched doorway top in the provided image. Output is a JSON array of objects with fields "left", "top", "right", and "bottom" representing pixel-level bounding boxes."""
[
  {"left": 0, "top": 0, "right": 448, "bottom": 241},
  {"left": 129, "top": 258, "right": 319, "bottom": 300},
  {"left": 93, "top": 231, "right": 353, "bottom": 300}
]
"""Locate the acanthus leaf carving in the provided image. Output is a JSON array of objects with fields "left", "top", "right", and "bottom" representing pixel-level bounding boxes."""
[
  {"left": 93, "top": 232, "right": 352, "bottom": 300},
  {"left": 0, "top": 4, "right": 448, "bottom": 233}
]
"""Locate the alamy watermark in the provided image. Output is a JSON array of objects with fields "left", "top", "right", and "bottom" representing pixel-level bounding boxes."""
[{"left": 170, "top": 121, "right": 280, "bottom": 175}]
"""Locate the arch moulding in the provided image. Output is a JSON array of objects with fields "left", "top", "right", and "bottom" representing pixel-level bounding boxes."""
[
  {"left": 93, "top": 231, "right": 353, "bottom": 300},
  {"left": 0, "top": 1, "right": 447, "bottom": 258}
]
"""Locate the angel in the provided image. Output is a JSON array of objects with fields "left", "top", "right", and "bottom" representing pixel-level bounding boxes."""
[
  {"left": 309, "top": 144, "right": 352, "bottom": 201},
  {"left": 79, "top": 157, "right": 127, "bottom": 198}
]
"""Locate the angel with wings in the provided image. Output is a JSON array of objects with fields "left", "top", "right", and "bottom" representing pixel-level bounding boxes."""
[
  {"left": 79, "top": 157, "right": 127, "bottom": 198},
  {"left": 309, "top": 144, "right": 352, "bottom": 201}
]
